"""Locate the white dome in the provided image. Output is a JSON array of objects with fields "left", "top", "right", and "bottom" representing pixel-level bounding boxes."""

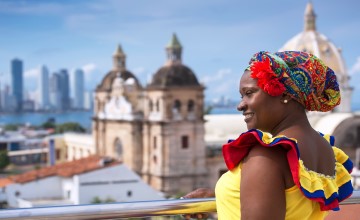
[
  {"left": 280, "top": 32, "right": 348, "bottom": 87},
  {"left": 279, "top": 2, "right": 353, "bottom": 112}
]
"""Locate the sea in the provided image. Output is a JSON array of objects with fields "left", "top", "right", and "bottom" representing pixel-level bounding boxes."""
[{"left": 0, "top": 107, "right": 240, "bottom": 130}]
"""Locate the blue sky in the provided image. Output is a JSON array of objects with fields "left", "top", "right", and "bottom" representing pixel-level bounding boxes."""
[{"left": 0, "top": 0, "right": 359, "bottom": 109}]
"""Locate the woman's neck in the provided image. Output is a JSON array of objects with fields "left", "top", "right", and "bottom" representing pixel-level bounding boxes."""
[{"left": 270, "top": 110, "right": 311, "bottom": 137}]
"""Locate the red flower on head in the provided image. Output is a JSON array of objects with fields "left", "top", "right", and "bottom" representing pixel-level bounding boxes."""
[{"left": 250, "top": 58, "right": 286, "bottom": 96}]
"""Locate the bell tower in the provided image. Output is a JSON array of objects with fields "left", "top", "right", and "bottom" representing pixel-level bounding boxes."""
[
  {"left": 142, "top": 34, "right": 208, "bottom": 195},
  {"left": 92, "top": 44, "right": 144, "bottom": 173}
]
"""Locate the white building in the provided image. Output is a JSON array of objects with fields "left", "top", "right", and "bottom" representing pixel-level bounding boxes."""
[
  {"left": 0, "top": 155, "right": 164, "bottom": 208},
  {"left": 72, "top": 69, "right": 85, "bottom": 109},
  {"left": 38, "top": 65, "right": 50, "bottom": 110}
]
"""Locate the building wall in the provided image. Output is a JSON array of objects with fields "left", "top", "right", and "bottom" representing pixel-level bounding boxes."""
[
  {"left": 6, "top": 176, "right": 62, "bottom": 208},
  {"left": 77, "top": 164, "right": 163, "bottom": 204}
]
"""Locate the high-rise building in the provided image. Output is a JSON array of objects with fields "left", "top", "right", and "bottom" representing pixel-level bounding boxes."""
[
  {"left": 73, "top": 69, "right": 84, "bottom": 109},
  {"left": 38, "top": 65, "right": 50, "bottom": 110},
  {"left": 49, "top": 73, "right": 62, "bottom": 110},
  {"left": 84, "top": 91, "right": 94, "bottom": 110},
  {"left": 11, "top": 58, "right": 23, "bottom": 111},
  {"left": 59, "top": 69, "right": 70, "bottom": 111}
]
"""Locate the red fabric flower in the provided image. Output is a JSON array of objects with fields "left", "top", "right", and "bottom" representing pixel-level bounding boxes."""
[{"left": 250, "top": 58, "right": 286, "bottom": 96}]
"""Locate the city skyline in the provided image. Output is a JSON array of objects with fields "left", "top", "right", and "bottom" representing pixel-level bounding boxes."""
[{"left": 0, "top": 0, "right": 360, "bottom": 109}]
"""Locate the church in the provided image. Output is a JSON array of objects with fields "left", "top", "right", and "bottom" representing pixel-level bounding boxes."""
[
  {"left": 79, "top": 2, "right": 360, "bottom": 195},
  {"left": 92, "top": 34, "right": 208, "bottom": 195}
]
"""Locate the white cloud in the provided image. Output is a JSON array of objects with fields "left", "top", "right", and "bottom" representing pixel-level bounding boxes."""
[
  {"left": 24, "top": 68, "right": 40, "bottom": 78},
  {"left": 201, "top": 68, "right": 232, "bottom": 84},
  {"left": 132, "top": 67, "right": 146, "bottom": 75},
  {"left": 0, "top": 1, "right": 67, "bottom": 15},
  {"left": 349, "top": 56, "right": 360, "bottom": 75},
  {"left": 82, "top": 63, "right": 97, "bottom": 74}
]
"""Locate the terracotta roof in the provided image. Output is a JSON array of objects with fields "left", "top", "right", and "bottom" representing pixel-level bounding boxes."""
[
  {"left": 0, "top": 155, "right": 120, "bottom": 187},
  {"left": 0, "top": 178, "right": 14, "bottom": 188}
]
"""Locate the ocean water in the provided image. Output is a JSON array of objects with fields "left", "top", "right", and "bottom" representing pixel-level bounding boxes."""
[{"left": 0, "top": 107, "right": 240, "bottom": 130}]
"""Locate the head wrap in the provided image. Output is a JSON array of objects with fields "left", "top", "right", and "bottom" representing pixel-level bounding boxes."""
[{"left": 246, "top": 51, "right": 341, "bottom": 112}]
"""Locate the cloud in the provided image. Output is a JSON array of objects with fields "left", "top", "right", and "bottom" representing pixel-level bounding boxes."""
[
  {"left": 349, "top": 56, "right": 360, "bottom": 75},
  {"left": 132, "top": 67, "right": 145, "bottom": 75},
  {"left": 0, "top": 1, "right": 67, "bottom": 15},
  {"left": 24, "top": 68, "right": 40, "bottom": 78},
  {"left": 201, "top": 68, "right": 232, "bottom": 84},
  {"left": 82, "top": 63, "right": 97, "bottom": 74}
]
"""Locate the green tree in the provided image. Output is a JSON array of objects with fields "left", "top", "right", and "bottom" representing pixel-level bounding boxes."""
[
  {"left": 0, "top": 151, "right": 10, "bottom": 170},
  {"left": 41, "top": 121, "right": 56, "bottom": 129},
  {"left": 90, "top": 196, "right": 102, "bottom": 204},
  {"left": 55, "top": 122, "right": 86, "bottom": 134},
  {"left": 3, "top": 124, "right": 18, "bottom": 131}
]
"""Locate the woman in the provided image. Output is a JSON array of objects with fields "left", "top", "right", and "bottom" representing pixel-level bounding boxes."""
[{"left": 183, "top": 51, "right": 353, "bottom": 219}]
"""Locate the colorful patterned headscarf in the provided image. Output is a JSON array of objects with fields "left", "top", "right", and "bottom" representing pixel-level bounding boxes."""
[{"left": 246, "top": 51, "right": 341, "bottom": 112}]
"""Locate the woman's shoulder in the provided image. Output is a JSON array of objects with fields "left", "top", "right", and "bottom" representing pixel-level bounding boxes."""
[{"left": 222, "top": 129, "right": 299, "bottom": 170}]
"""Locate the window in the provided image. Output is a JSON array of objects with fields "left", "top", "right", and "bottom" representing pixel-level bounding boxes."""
[
  {"left": 67, "top": 190, "right": 71, "bottom": 199},
  {"left": 114, "top": 138, "right": 123, "bottom": 160},
  {"left": 149, "top": 100, "right": 153, "bottom": 112},
  {"left": 153, "top": 136, "right": 157, "bottom": 149},
  {"left": 173, "top": 100, "right": 181, "bottom": 113},
  {"left": 127, "top": 190, "right": 132, "bottom": 197},
  {"left": 181, "top": 136, "right": 189, "bottom": 149},
  {"left": 156, "top": 99, "right": 160, "bottom": 112},
  {"left": 153, "top": 155, "right": 157, "bottom": 164},
  {"left": 56, "top": 149, "right": 61, "bottom": 160},
  {"left": 187, "top": 100, "right": 195, "bottom": 112}
]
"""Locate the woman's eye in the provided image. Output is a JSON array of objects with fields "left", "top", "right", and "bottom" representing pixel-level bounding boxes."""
[{"left": 245, "top": 91, "right": 252, "bottom": 96}]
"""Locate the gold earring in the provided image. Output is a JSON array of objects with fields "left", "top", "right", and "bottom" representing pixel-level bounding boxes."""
[{"left": 284, "top": 100, "right": 288, "bottom": 104}]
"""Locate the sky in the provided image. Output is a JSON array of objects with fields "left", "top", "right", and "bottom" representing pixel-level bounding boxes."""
[{"left": 0, "top": 0, "right": 359, "bottom": 109}]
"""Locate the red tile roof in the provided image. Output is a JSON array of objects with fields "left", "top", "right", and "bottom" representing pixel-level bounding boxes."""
[{"left": 0, "top": 155, "right": 120, "bottom": 187}]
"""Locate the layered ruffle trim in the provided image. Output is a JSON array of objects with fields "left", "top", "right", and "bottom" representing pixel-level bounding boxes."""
[{"left": 222, "top": 129, "right": 353, "bottom": 211}]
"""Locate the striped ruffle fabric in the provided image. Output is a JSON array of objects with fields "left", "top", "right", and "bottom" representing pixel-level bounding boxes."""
[{"left": 222, "top": 129, "right": 353, "bottom": 211}]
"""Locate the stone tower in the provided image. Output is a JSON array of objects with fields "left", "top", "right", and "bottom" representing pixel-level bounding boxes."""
[
  {"left": 92, "top": 44, "right": 144, "bottom": 173},
  {"left": 142, "top": 33, "right": 208, "bottom": 194}
]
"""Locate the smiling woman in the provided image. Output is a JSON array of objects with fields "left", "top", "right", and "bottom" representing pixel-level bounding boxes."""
[{"left": 183, "top": 51, "right": 354, "bottom": 220}]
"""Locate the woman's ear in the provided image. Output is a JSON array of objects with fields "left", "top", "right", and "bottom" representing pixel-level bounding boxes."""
[{"left": 280, "top": 93, "right": 292, "bottom": 104}]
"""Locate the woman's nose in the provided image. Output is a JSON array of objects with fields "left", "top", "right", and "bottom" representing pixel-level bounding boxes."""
[{"left": 237, "top": 99, "right": 246, "bottom": 112}]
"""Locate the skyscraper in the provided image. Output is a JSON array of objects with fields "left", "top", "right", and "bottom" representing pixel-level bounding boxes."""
[
  {"left": 73, "top": 69, "right": 84, "bottom": 109},
  {"left": 38, "top": 65, "right": 50, "bottom": 110},
  {"left": 11, "top": 58, "right": 23, "bottom": 111},
  {"left": 49, "top": 73, "right": 62, "bottom": 110},
  {"left": 59, "top": 69, "right": 70, "bottom": 111}
]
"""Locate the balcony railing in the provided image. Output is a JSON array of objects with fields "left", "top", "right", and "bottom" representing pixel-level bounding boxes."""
[{"left": 1, "top": 190, "right": 359, "bottom": 220}]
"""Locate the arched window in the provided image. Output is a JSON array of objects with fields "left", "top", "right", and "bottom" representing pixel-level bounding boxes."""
[
  {"left": 114, "top": 138, "right": 123, "bottom": 160},
  {"left": 149, "top": 100, "right": 153, "bottom": 112},
  {"left": 187, "top": 100, "right": 195, "bottom": 112},
  {"left": 156, "top": 99, "right": 160, "bottom": 112},
  {"left": 173, "top": 100, "right": 181, "bottom": 113}
]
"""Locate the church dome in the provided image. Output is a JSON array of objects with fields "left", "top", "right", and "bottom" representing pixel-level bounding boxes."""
[
  {"left": 279, "top": 3, "right": 348, "bottom": 85},
  {"left": 147, "top": 33, "right": 201, "bottom": 88},
  {"left": 96, "top": 44, "right": 142, "bottom": 92},
  {"left": 279, "top": 3, "right": 353, "bottom": 113},
  {"left": 148, "top": 64, "right": 200, "bottom": 87},
  {"left": 96, "top": 70, "right": 141, "bottom": 92}
]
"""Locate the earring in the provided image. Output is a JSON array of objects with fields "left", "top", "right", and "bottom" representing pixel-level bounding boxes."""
[{"left": 283, "top": 100, "right": 288, "bottom": 104}]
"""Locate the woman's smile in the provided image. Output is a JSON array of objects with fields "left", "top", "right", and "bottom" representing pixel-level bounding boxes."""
[{"left": 243, "top": 113, "right": 254, "bottom": 123}]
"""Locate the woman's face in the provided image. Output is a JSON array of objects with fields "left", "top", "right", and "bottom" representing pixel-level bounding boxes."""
[{"left": 237, "top": 71, "right": 284, "bottom": 132}]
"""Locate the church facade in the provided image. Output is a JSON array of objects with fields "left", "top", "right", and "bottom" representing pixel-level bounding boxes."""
[{"left": 92, "top": 34, "right": 208, "bottom": 195}]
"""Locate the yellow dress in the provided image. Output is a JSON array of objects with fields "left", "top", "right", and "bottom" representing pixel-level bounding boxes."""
[{"left": 215, "top": 129, "right": 353, "bottom": 220}]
